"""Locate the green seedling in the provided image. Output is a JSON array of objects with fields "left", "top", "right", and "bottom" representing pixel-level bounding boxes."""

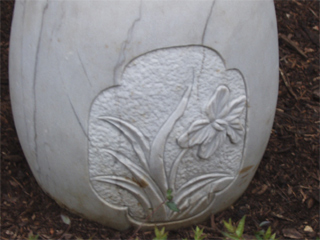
[
  {"left": 193, "top": 226, "right": 207, "bottom": 240},
  {"left": 27, "top": 233, "right": 39, "bottom": 240},
  {"left": 153, "top": 227, "right": 168, "bottom": 240},
  {"left": 222, "top": 215, "right": 246, "bottom": 240},
  {"left": 166, "top": 188, "right": 180, "bottom": 212},
  {"left": 153, "top": 226, "right": 206, "bottom": 240},
  {"left": 255, "top": 226, "right": 277, "bottom": 240},
  {"left": 131, "top": 189, "right": 179, "bottom": 239}
]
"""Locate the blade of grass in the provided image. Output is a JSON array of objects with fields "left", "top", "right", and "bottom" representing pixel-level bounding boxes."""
[
  {"left": 153, "top": 227, "right": 168, "bottom": 240},
  {"left": 236, "top": 215, "right": 246, "bottom": 238},
  {"left": 265, "top": 226, "right": 272, "bottom": 239},
  {"left": 270, "top": 232, "right": 277, "bottom": 240},
  {"left": 222, "top": 231, "right": 240, "bottom": 240},
  {"left": 224, "top": 219, "right": 235, "bottom": 233}
]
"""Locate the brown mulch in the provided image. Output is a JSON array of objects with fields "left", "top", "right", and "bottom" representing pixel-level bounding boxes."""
[{"left": 1, "top": 1, "right": 319, "bottom": 239}]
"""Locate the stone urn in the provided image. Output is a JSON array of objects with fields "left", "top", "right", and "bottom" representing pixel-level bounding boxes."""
[{"left": 9, "top": 0, "right": 278, "bottom": 230}]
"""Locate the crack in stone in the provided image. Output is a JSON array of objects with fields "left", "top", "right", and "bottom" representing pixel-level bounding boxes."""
[
  {"left": 201, "top": 0, "right": 216, "bottom": 44},
  {"left": 49, "top": 2, "right": 65, "bottom": 45},
  {"left": 20, "top": 2, "right": 32, "bottom": 158},
  {"left": 32, "top": 0, "right": 49, "bottom": 172},
  {"left": 77, "top": 49, "right": 92, "bottom": 87},
  {"left": 197, "top": 0, "right": 215, "bottom": 99},
  {"left": 113, "top": 0, "right": 143, "bottom": 84},
  {"left": 67, "top": 95, "right": 89, "bottom": 139}
]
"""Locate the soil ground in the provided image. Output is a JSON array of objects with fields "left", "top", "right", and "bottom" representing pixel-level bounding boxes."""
[{"left": 1, "top": 1, "right": 319, "bottom": 239}]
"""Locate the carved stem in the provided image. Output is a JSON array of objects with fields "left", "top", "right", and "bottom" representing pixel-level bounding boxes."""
[{"left": 149, "top": 85, "right": 192, "bottom": 196}]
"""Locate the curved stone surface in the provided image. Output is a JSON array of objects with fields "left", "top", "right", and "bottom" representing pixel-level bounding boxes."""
[{"left": 9, "top": 0, "right": 278, "bottom": 230}]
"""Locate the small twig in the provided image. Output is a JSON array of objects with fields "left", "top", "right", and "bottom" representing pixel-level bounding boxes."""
[
  {"left": 279, "top": 68, "right": 298, "bottom": 100},
  {"left": 274, "top": 146, "right": 292, "bottom": 153},
  {"left": 196, "top": 224, "right": 214, "bottom": 231},
  {"left": 271, "top": 212, "right": 294, "bottom": 222},
  {"left": 210, "top": 214, "right": 217, "bottom": 231},
  {"left": 59, "top": 223, "right": 72, "bottom": 239},
  {"left": 300, "top": 23, "right": 319, "bottom": 47},
  {"left": 279, "top": 33, "right": 308, "bottom": 59},
  {"left": 309, "top": 7, "right": 319, "bottom": 19},
  {"left": 276, "top": 109, "right": 307, "bottom": 123},
  {"left": 292, "top": 0, "right": 302, "bottom": 6},
  {"left": 10, "top": 176, "right": 31, "bottom": 196}
]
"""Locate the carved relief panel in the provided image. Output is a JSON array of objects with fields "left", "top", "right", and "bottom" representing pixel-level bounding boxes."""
[{"left": 88, "top": 46, "right": 247, "bottom": 224}]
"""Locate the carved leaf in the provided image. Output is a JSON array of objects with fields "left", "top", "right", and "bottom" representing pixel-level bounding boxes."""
[
  {"left": 149, "top": 85, "right": 192, "bottom": 195},
  {"left": 175, "top": 173, "right": 233, "bottom": 205},
  {"left": 187, "top": 194, "right": 213, "bottom": 215},
  {"left": 92, "top": 175, "right": 151, "bottom": 212},
  {"left": 172, "top": 193, "right": 213, "bottom": 220},
  {"left": 99, "top": 116, "right": 150, "bottom": 172},
  {"left": 168, "top": 149, "right": 188, "bottom": 192},
  {"left": 102, "top": 149, "right": 167, "bottom": 220},
  {"left": 169, "top": 175, "right": 233, "bottom": 220}
]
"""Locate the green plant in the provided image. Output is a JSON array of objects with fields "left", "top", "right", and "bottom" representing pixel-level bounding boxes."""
[
  {"left": 222, "top": 215, "right": 246, "bottom": 240},
  {"left": 153, "top": 227, "right": 168, "bottom": 240},
  {"left": 27, "top": 233, "right": 39, "bottom": 240},
  {"left": 166, "top": 188, "right": 179, "bottom": 212},
  {"left": 255, "top": 226, "right": 277, "bottom": 240},
  {"left": 193, "top": 226, "right": 207, "bottom": 240},
  {"left": 130, "top": 189, "right": 179, "bottom": 239},
  {"left": 152, "top": 226, "right": 207, "bottom": 240}
]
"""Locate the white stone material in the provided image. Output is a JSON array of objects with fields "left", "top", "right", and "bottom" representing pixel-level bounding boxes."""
[{"left": 9, "top": 0, "right": 278, "bottom": 230}]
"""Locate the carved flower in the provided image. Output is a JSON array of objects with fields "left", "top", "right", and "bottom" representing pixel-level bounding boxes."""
[{"left": 177, "top": 85, "right": 246, "bottom": 159}]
